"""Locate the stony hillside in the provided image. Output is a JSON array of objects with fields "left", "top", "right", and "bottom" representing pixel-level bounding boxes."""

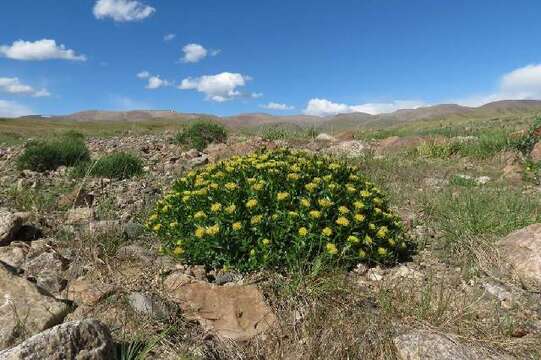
[{"left": 0, "top": 118, "right": 540, "bottom": 359}]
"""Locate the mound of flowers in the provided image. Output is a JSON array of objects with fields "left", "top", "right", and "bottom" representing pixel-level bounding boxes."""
[{"left": 148, "top": 148, "right": 409, "bottom": 272}]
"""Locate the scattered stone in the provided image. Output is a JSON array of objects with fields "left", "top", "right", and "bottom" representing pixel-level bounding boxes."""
[
  {"left": 64, "top": 276, "right": 116, "bottom": 305},
  {"left": 116, "top": 244, "right": 155, "bottom": 263},
  {"left": 376, "top": 136, "right": 424, "bottom": 154},
  {"left": 388, "top": 265, "right": 424, "bottom": 281},
  {"left": 476, "top": 176, "right": 491, "bottom": 185},
  {"left": 127, "top": 292, "right": 172, "bottom": 319},
  {"left": 498, "top": 223, "right": 541, "bottom": 286},
  {"left": 501, "top": 152, "right": 523, "bottom": 182},
  {"left": 393, "top": 329, "right": 512, "bottom": 360},
  {"left": 480, "top": 281, "right": 514, "bottom": 309},
  {"left": 189, "top": 154, "right": 209, "bottom": 168},
  {"left": 164, "top": 277, "right": 276, "bottom": 341},
  {"left": 57, "top": 188, "right": 95, "bottom": 208},
  {"left": 0, "top": 209, "right": 28, "bottom": 246},
  {"left": 324, "top": 140, "right": 367, "bottom": 158},
  {"left": 214, "top": 272, "right": 240, "bottom": 285},
  {"left": 65, "top": 207, "right": 95, "bottom": 225},
  {"left": 0, "top": 263, "right": 69, "bottom": 350},
  {"left": 0, "top": 320, "right": 114, "bottom": 360},
  {"left": 531, "top": 142, "right": 541, "bottom": 162},
  {"left": 0, "top": 242, "right": 29, "bottom": 269},
  {"left": 123, "top": 221, "right": 145, "bottom": 240},
  {"left": 315, "top": 133, "right": 337, "bottom": 142},
  {"left": 366, "top": 267, "right": 384, "bottom": 281}
]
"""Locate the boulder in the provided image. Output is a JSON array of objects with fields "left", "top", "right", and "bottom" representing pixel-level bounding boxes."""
[
  {"left": 0, "top": 320, "right": 114, "bottom": 360},
  {"left": 315, "top": 133, "right": 337, "bottom": 142},
  {"left": 376, "top": 136, "right": 424, "bottom": 154},
  {"left": 0, "top": 242, "right": 29, "bottom": 269},
  {"left": 64, "top": 276, "right": 116, "bottom": 306},
  {"left": 530, "top": 142, "right": 541, "bottom": 162},
  {"left": 393, "top": 329, "right": 513, "bottom": 360},
  {"left": 501, "top": 152, "right": 523, "bottom": 182},
  {"left": 323, "top": 140, "right": 367, "bottom": 158},
  {"left": 65, "top": 208, "right": 95, "bottom": 225},
  {"left": 127, "top": 292, "right": 173, "bottom": 319},
  {"left": 498, "top": 223, "right": 541, "bottom": 285},
  {"left": 0, "top": 209, "right": 28, "bottom": 246},
  {"left": 164, "top": 276, "right": 276, "bottom": 341},
  {"left": 0, "top": 263, "right": 69, "bottom": 349}
]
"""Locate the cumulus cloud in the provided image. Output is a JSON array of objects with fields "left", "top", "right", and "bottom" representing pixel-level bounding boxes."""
[
  {"left": 453, "top": 64, "right": 541, "bottom": 107},
  {"left": 136, "top": 71, "right": 170, "bottom": 89},
  {"left": 303, "top": 98, "right": 425, "bottom": 116},
  {"left": 145, "top": 75, "right": 170, "bottom": 89},
  {"left": 179, "top": 72, "right": 256, "bottom": 102},
  {"left": 0, "top": 99, "right": 33, "bottom": 117},
  {"left": 0, "top": 39, "right": 86, "bottom": 61},
  {"left": 163, "top": 33, "right": 176, "bottom": 42},
  {"left": 181, "top": 43, "right": 220, "bottom": 63},
  {"left": 181, "top": 44, "right": 207, "bottom": 63},
  {"left": 0, "top": 77, "right": 50, "bottom": 97},
  {"left": 93, "top": 0, "right": 155, "bottom": 22},
  {"left": 260, "top": 102, "right": 294, "bottom": 110}
]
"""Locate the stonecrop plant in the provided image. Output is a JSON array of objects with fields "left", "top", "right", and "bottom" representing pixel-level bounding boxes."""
[{"left": 148, "top": 149, "right": 409, "bottom": 272}]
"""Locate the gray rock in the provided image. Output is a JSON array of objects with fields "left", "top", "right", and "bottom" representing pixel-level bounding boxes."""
[
  {"left": 0, "top": 320, "right": 114, "bottom": 360},
  {"left": 123, "top": 221, "right": 145, "bottom": 240},
  {"left": 0, "top": 243, "right": 29, "bottom": 269},
  {"left": 127, "top": 292, "right": 172, "bottom": 319},
  {"left": 393, "top": 329, "right": 513, "bottom": 360},
  {"left": 498, "top": 223, "right": 541, "bottom": 286},
  {"left": 214, "top": 272, "right": 239, "bottom": 285},
  {"left": 0, "top": 263, "right": 69, "bottom": 350},
  {"left": 315, "top": 133, "right": 337, "bottom": 142},
  {"left": 65, "top": 207, "right": 95, "bottom": 225},
  {"left": 0, "top": 209, "right": 28, "bottom": 246}
]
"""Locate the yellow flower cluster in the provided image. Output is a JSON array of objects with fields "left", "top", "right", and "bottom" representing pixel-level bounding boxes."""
[{"left": 147, "top": 148, "right": 407, "bottom": 272}]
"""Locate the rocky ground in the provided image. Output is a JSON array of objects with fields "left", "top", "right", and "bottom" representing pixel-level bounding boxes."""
[{"left": 0, "top": 131, "right": 540, "bottom": 359}]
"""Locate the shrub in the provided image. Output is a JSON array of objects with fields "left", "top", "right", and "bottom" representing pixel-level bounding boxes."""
[
  {"left": 147, "top": 149, "right": 409, "bottom": 272},
  {"left": 17, "top": 136, "right": 90, "bottom": 172},
  {"left": 73, "top": 152, "right": 143, "bottom": 180},
  {"left": 515, "top": 116, "right": 541, "bottom": 155},
  {"left": 174, "top": 121, "right": 227, "bottom": 151}
]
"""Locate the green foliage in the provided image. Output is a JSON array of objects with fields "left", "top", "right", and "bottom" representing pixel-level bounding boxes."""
[
  {"left": 61, "top": 129, "right": 85, "bottom": 140},
  {"left": 426, "top": 187, "right": 541, "bottom": 253},
  {"left": 514, "top": 115, "right": 541, "bottom": 154},
  {"left": 16, "top": 136, "right": 90, "bottom": 172},
  {"left": 174, "top": 120, "right": 227, "bottom": 151},
  {"left": 416, "top": 130, "right": 512, "bottom": 159},
  {"left": 148, "top": 149, "right": 409, "bottom": 272},
  {"left": 261, "top": 126, "right": 291, "bottom": 141},
  {"left": 73, "top": 152, "right": 143, "bottom": 180}
]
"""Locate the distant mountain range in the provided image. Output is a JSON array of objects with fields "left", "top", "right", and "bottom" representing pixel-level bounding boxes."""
[{"left": 21, "top": 100, "right": 541, "bottom": 129}]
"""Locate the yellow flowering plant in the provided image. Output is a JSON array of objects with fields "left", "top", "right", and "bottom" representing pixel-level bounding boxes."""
[{"left": 148, "top": 148, "right": 410, "bottom": 272}]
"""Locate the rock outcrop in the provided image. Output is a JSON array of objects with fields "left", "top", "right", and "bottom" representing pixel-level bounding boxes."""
[{"left": 0, "top": 320, "right": 114, "bottom": 360}]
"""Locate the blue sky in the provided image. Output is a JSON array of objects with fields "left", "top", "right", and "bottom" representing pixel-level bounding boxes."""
[{"left": 1, "top": 0, "right": 541, "bottom": 117}]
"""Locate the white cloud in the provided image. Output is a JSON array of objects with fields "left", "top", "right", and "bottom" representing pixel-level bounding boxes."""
[
  {"left": 0, "top": 77, "right": 50, "bottom": 97},
  {"left": 453, "top": 64, "right": 541, "bottom": 107},
  {"left": 0, "top": 99, "right": 33, "bottom": 117},
  {"left": 181, "top": 43, "right": 220, "bottom": 63},
  {"left": 0, "top": 39, "right": 86, "bottom": 61},
  {"left": 136, "top": 71, "right": 170, "bottom": 89},
  {"left": 179, "top": 72, "right": 253, "bottom": 102},
  {"left": 163, "top": 33, "right": 176, "bottom": 42},
  {"left": 260, "top": 102, "right": 294, "bottom": 110},
  {"left": 136, "top": 70, "right": 150, "bottom": 79},
  {"left": 303, "top": 98, "right": 425, "bottom": 116},
  {"left": 181, "top": 43, "right": 207, "bottom": 63},
  {"left": 93, "top": 0, "right": 155, "bottom": 22},
  {"left": 145, "top": 75, "right": 170, "bottom": 89}
]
